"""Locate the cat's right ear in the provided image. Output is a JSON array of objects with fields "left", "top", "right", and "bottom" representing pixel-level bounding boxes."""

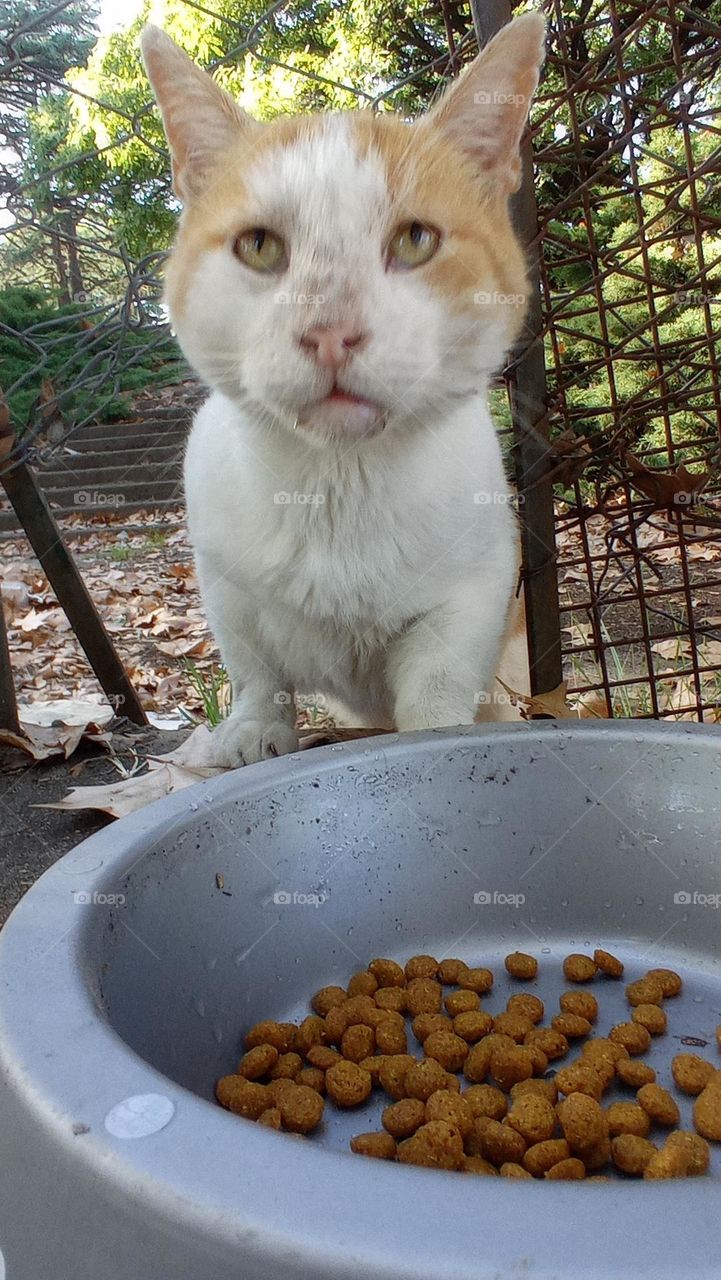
[{"left": 141, "top": 26, "right": 260, "bottom": 202}]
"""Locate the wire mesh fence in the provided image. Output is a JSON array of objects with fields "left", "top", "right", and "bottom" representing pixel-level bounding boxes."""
[{"left": 0, "top": 0, "right": 719, "bottom": 720}]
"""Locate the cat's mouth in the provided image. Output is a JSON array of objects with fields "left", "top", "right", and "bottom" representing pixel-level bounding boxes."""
[{"left": 295, "top": 384, "right": 387, "bottom": 439}]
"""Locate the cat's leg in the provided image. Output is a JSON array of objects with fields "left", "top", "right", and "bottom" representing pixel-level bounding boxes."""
[
  {"left": 199, "top": 573, "right": 299, "bottom": 767},
  {"left": 386, "top": 577, "right": 515, "bottom": 731}
]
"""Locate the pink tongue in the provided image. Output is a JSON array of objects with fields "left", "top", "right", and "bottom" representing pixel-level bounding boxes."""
[{"left": 327, "top": 390, "right": 383, "bottom": 436}]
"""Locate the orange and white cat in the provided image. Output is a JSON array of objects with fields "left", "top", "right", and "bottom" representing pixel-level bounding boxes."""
[{"left": 142, "top": 15, "right": 544, "bottom": 766}]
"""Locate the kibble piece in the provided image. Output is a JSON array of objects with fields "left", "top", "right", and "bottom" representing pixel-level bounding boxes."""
[
  {"left": 525, "top": 1027, "right": 569, "bottom": 1061},
  {"left": 693, "top": 1080, "right": 721, "bottom": 1141},
  {"left": 269, "top": 1052, "right": 303, "bottom": 1080},
  {"left": 421, "top": 1030, "right": 468, "bottom": 1073},
  {"left": 463, "top": 1084, "right": 508, "bottom": 1120},
  {"left": 554, "top": 1062, "right": 605, "bottom": 1102},
  {"left": 582, "top": 1037, "right": 629, "bottom": 1066},
  {"left": 342, "top": 995, "right": 378, "bottom": 1026},
  {"left": 216, "top": 1076, "right": 269, "bottom": 1119},
  {"left": 672, "top": 1053, "right": 716, "bottom": 1096},
  {"left": 378, "top": 1054, "right": 415, "bottom": 1100},
  {"left": 311, "top": 986, "right": 347, "bottom": 1017},
  {"left": 559, "top": 991, "right": 598, "bottom": 1022},
  {"left": 369, "top": 958, "right": 406, "bottom": 988},
  {"left": 425, "top": 1090, "right": 473, "bottom": 1138},
  {"left": 257, "top": 1106, "right": 282, "bottom": 1130},
  {"left": 611, "top": 1133, "right": 656, "bottom": 1175},
  {"left": 505, "top": 952, "right": 538, "bottom": 980},
  {"left": 404, "top": 954, "right": 439, "bottom": 981},
  {"left": 350, "top": 1131, "right": 397, "bottom": 1160},
  {"left": 397, "top": 1120, "right": 464, "bottom": 1170},
  {"left": 307, "top": 1044, "right": 341, "bottom": 1071},
  {"left": 437, "top": 958, "right": 469, "bottom": 984},
  {"left": 325, "top": 1060, "right": 372, "bottom": 1107},
  {"left": 382, "top": 1097, "right": 426, "bottom": 1139},
  {"left": 608, "top": 1022, "right": 651, "bottom": 1055},
  {"left": 500, "top": 1161, "right": 533, "bottom": 1178},
  {"left": 375, "top": 1019, "right": 408, "bottom": 1056},
  {"left": 245, "top": 1020, "right": 296, "bottom": 1052},
  {"left": 411, "top": 1013, "right": 450, "bottom": 1044},
  {"left": 557, "top": 1093, "right": 608, "bottom": 1153},
  {"left": 463, "top": 1155, "right": 500, "bottom": 1175},
  {"left": 453, "top": 1011, "right": 494, "bottom": 1043},
  {"left": 643, "top": 1146, "right": 690, "bottom": 1179},
  {"left": 469, "top": 1116, "right": 526, "bottom": 1166},
  {"left": 582, "top": 1137, "right": 611, "bottom": 1171},
  {"left": 347, "top": 970, "right": 379, "bottom": 998},
  {"left": 277, "top": 1084, "right": 325, "bottom": 1133},
  {"left": 296, "top": 1067, "right": 325, "bottom": 1094},
  {"left": 507, "top": 993, "right": 545, "bottom": 1024},
  {"left": 463, "top": 1033, "right": 515, "bottom": 1083},
  {"left": 374, "top": 988, "right": 407, "bottom": 1013},
  {"left": 266, "top": 1078, "right": 298, "bottom": 1104},
  {"left": 406, "top": 978, "right": 443, "bottom": 1017},
  {"left": 551, "top": 1013, "right": 592, "bottom": 1039},
  {"left": 491, "top": 1044, "right": 535, "bottom": 1092},
  {"left": 358, "top": 1056, "right": 387, "bottom": 1086},
  {"left": 637, "top": 1083, "right": 680, "bottom": 1127},
  {"left": 563, "top": 954, "right": 597, "bottom": 983},
  {"left": 646, "top": 967, "right": 682, "bottom": 997},
  {"left": 506, "top": 1094, "right": 557, "bottom": 1144},
  {"left": 323, "top": 1005, "right": 350, "bottom": 1045},
  {"left": 341, "top": 1024, "right": 375, "bottom": 1063},
  {"left": 666, "top": 1130, "right": 710, "bottom": 1176},
  {"left": 593, "top": 948, "right": 624, "bottom": 978},
  {"left": 458, "top": 967, "right": 494, "bottom": 994},
  {"left": 525, "top": 1043, "right": 549, "bottom": 1075},
  {"left": 616, "top": 1059, "right": 656, "bottom": 1089},
  {"left": 625, "top": 977, "right": 664, "bottom": 1007},
  {"left": 444, "top": 990, "right": 480, "bottom": 1017},
  {"left": 631, "top": 1004, "right": 667, "bottom": 1035},
  {"left": 606, "top": 1102, "right": 651, "bottom": 1138},
  {"left": 291, "top": 1015, "right": 326, "bottom": 1056},
  {"left": 237, "top": 1044, "right": 279, "bottom": 1080},
  {"left": 492, "top": 1012, "right": 535, "bottom": 1043},
  {"left": 512, "top": 1078, "right": 558, "bottom": 1106},
  {"left": 545, "top": 1158, "right": 586, "bottom": 1180},
  {"left": 523, "top": 1138, "right": 571, "bottom": 1177},
  {"left": 404, "top": 1057, "right": 451, "bottom": 1102}
]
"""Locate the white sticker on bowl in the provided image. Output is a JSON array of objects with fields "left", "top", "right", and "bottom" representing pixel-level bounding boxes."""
[{"left": 104, "top": 1093, "right": 175, "bottom": 1139}]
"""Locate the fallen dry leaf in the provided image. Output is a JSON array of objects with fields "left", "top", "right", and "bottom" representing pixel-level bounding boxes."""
[
  {"left": 625, "top": 452, "right": 709, "bottom": 511},
  {"left": 0, "top": 720, "right": 111, "bottom": 761}
]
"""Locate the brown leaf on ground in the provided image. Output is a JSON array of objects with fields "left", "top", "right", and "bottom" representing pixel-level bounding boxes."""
[
  {"left": 0, "top": 721, "right": 111, "bottom": 761},
  {"left": 496, "top": 678, "right": 608, "bottom": 720},
  {"left": 625, "top": 452, "right": 709, "bottom": 511}
]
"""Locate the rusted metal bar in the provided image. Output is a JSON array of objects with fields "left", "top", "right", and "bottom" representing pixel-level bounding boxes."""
[
  {"left": 0, "top": 455, "right": 148, "bottom": 726},
  {"left": 469, "top": 0, "right": 563, "bottom": 696},
  {"left": 0, "top": 596, "right": 20, "bottom": 734}
]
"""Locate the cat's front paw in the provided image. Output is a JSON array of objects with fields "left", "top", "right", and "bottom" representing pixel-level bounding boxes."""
[{"left": 209, "top": 715, "right": 299, "bottom": 768}]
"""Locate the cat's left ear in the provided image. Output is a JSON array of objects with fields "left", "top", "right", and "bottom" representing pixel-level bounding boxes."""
[
  {"left": 421, "top": 11, "right": 546, "bottom": 193},
  {"left": 141, "top": 25, "right": 261, "bottom": 202}
]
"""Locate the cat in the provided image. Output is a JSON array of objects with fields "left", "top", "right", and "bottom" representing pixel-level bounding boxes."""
[{"left": 141, "top": 14, "right": 545, "bottom": 766}]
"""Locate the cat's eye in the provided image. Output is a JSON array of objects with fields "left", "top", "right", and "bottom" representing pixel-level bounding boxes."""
[
  {"left": 233, "top": 228, "right": 287, "bottom": 273},
  {"left": 387, "top": 221, "right": 440, "bottom": 270}
]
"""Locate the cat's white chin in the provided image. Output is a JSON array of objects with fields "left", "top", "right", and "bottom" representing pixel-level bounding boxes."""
[{"left": 296, "top": 390, "right": 386, "bottom": 440}]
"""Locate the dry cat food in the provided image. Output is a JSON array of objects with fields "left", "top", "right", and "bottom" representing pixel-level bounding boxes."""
[{"left": 215, "top": 950, "right": 719, "bottom": 1180}]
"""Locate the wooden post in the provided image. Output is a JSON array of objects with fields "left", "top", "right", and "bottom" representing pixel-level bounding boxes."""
[
  {"left": 1, "top": 455, "right": 148, "bottom": 726},
  {"left": 0, "top": 595, "right": 20, "bottom": 734},
  {"left": 469, "top": 0, "right": 563, "bottom": 697}
]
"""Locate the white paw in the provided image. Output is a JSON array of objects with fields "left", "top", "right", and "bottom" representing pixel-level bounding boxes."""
[{"left": 209, "top": 717, "right": 299, "bottom": 768}]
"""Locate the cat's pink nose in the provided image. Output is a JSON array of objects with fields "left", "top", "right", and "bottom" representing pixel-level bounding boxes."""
[{"left": 299, "top": 325, "right": 366, "bottom": 370}]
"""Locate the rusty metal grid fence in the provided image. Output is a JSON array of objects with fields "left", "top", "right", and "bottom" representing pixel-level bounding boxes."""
[{"left": 0, "top": 0, "right": 719, "bottom": 720}]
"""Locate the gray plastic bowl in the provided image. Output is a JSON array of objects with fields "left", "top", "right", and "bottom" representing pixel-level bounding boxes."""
[{"left": 1, "top": 721, "right": 721, "bottom": 1279}]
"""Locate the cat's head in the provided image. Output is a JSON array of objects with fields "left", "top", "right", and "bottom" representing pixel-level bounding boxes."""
[{"left": 142, "top": 16, "right": 545, "bottom": 445}]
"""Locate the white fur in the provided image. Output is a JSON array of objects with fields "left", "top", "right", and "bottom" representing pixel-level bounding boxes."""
[{"left": 178, "top": 118, "right": 520, "bottom": 766}]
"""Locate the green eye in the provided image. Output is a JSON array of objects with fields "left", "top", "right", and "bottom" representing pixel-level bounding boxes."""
[
  {"left": 233, "top": 228, "right": 287, "bottom": 273},
  {"left": 387, "top": 221, "right": 440, "bottom": 269}
]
